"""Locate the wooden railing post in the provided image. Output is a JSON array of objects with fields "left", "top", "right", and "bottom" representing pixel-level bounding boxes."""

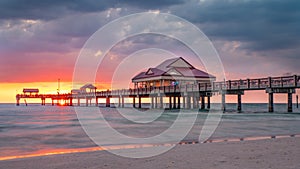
[
  {"left": 247, "top": 79, "right": 250, "bottom": 89},
  {"left": 268, "top": 77, "right": 272, "bottom": 88},
  {"left": 294, "top": 75, "right": 298, "bottom": 87}
]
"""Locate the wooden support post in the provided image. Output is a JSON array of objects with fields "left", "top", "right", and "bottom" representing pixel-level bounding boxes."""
[
  {"left": 16, "top": 98, "right": 20, "bottom": 106},
  {"left": 77, "top": 99, "right": 80, "bottom": 106},
  {"left": 187, "top": 96, "right": 191, "bottom": 109},
  {"left": 151, "top": 97, "right": 154, "bottom": 109},
  {"left": 173, "top": 96, "right": 176, "bottom": 109},
  {"left": 193, "top": 96, "right": 199, "bottom": 109},
  {"left": 288, "top": 93, "right": 293, "bottom": 112},
  {"left": 52, "top": 99, "right": 54, "bottom": 106},
  {"left": 106, "top": 96, "right": 110, "bottom": 107},
  {"left": 268, "top": 77, "right": 272, "bottom": 88},
  {"left": 95, "top": 97, "right": 98, "bottom": 107},
  {"left": 155, "top": 96, "right": 158, "bottom": 109},
  {"left": 41, "top": 98, "right": 45, "bottom": 106},
  {"left": 121, "top": 97, "right": 124, "bottom": 108},
  {"left": 268, "top": 93, "right": 274, "bottom": 112},
  {"left": 237, "top": 94, "right": 242, "bottom": 112},
  {"left": 177, "top": 96, "right": 180, "bottom": 109},
  {"left": 118, "top": 96, "right": 121, "bottom": 107},
  {"left": 297, "top": 95, "right": 299, "bottom": 108},
  {"left": 133, "top": 97, "right": 136, "bottom": 108},
  {"left": 207, "top": 96, "right": 210, "bottom": 109},
  {"left": 201, "top": 96, "right": 205, "bottom": 110},
  {"left": 160, "top": 96, "right": 163, "bottom": 109},
  {"left": 138, "top": 96, "right": 142, "bottom": 108},
  {"left": 247, "top": 79, "right": 250, "bottom": 89},
  {"left": 86, "top": 98, "right": 88, "bottom": 107},
  {"left": 182, "top": 96, "right": 186, "bottom": 109},
  {"left": 70, "top": 98, "right": 73, "bottom": 106},
  {"left": 192, "top": 96, "right": 195, "bottom": 109},
  {"left": 169, "top": 96, "right": 172, "bottom": 109},
  {"left": 222, "top": 92, "right": 226, "bottom": 112},
  {"left": 191, "top": 96, "right": 196, "bottom": 109}
]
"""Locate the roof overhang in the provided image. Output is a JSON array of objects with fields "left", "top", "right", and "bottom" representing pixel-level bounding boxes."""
[{"left": 132, "top": 75, "right": 215, "bottom": 83}]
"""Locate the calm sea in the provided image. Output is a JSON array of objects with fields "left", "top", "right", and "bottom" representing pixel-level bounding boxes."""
[{"left": 0, "top": 103, "right": 300, "bottom": 158}]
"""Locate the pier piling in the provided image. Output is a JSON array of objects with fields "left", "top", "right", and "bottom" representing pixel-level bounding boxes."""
[
  {"left": 186, "top": 96, "right": 191, "bottom": 109},
  {"left": 268, "top": 93, "right": 274, "bottom": 112},
  {"left": 16, "top": 97, "right": 20, "bottom": 106},
  {"left": 138, "top": 96, "right": 141, "bottom": 108},
  {"left": 133, "top": 97, "right": 136, "bottom": 108},
  {"left": 237, "top": 94, "right": 242, "bottom": 112},
  {"left": 222, "top": 92, "right": 226, "bottom": 112},
  {"left": 288, "top": 93, "right": 293, "bottom": 112},
  {"left": 159, "top": 96, "right": 163, "bottom": 109},
  {"left": 201, "top": 96, "right": 205, "bottom": 110},
  {"left": 207, "top": 96, "right": 210, "bottom": 109},
  {"left": 296, "top": 95, "right": 298, "bottom": 108},
  {"left": 106, "top": 96, "right": 110, "bottom": 107},
  {"left": 169, "top": 96, "right": 172, "bottom": 109},
  {"left": 173, "top": 96, "right": 176, "bottom": 109}
]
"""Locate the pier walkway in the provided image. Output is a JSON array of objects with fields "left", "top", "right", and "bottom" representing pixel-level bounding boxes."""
[{"left": 16, "top": 75, "right": 300, "bottom": 112}]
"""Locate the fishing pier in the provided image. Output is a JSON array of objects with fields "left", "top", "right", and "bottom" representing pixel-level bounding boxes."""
[
  {"left": 16, "top": 75, "right": 300, "bottom": 112},
  {"left": 15, "top": 57, "right": 300, "bottom": 112}
]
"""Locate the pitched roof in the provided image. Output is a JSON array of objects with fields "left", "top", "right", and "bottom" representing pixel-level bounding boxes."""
[
  {"left": 80, "top": 84, "right": 96, "bottom": 90},
  {"left": 132, "top": 57, "right": 215, "bottom": 81}
]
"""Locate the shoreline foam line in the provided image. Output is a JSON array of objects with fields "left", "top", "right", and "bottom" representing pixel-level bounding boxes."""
[{"left": 1, "top": 134, "right": 299, "bottom": 161}]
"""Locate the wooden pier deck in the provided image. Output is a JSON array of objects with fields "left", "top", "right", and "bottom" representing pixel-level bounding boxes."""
[{"left": 16, "top": 75, "right": 300, "bottom": 112}]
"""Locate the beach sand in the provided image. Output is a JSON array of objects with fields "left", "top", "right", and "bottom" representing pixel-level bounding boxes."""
[{"left": 1, "top": 137, "right": 299, "bottom": 169}]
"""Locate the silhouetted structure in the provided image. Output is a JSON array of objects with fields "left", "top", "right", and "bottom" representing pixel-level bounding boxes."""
[{"left": 15, "top": 58, "right": 300, "bottom": 113}]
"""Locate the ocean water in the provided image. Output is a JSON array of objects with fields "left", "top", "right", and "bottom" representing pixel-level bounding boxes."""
[{"left": 0, "top": 103, "right": 300, "bottom": 158}]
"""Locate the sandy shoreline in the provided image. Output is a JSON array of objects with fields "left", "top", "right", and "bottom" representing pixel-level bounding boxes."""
[{"left": 1, "top": 137, "right": 300, "bottom": 169}]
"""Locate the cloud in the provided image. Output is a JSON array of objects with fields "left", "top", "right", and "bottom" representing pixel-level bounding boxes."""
[
  {"left": 0, "top": 0, "right": 184, "bottom": 21},
  {"left": 0, "top": 0, "right": 299, "bottom": 83},
  {"left": 0, "top": 0, "right": 116, "bottom": 20},
  {"left": 171, "top": 0, "right": 300, "bottom": 52}
]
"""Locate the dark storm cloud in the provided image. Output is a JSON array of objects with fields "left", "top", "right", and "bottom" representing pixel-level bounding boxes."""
[
  {"left": 173, "top": 0, "right": 300, "bottom": 51},
  {"left": 0, "top": 0, "right": 299, "bottom": 83},
  {"left": 0, "top": 0, "right": 115, "bottom": 20},
  {"left": 0, "top": 0, "right": 184, "bottom": 20},
  {"left": 119, "top": 0, "right": 184, "bottom": 9}
]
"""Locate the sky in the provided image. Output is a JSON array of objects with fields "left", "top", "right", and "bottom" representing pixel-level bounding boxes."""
[{"left": 0, "top": 0, "right": 299, "bottom": 103}]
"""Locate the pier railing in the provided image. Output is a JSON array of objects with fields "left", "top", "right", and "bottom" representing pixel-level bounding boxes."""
[{"left": 94, "top": 75, "right": 299, "bottom": 96}]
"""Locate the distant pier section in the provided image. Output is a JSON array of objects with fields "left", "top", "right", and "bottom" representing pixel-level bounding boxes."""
[{"left": 16, "top": 57, "right": 300, "bottom": 112}]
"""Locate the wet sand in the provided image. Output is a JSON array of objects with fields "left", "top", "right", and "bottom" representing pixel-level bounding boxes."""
[{"left": 1, "top": 137, "right": 300, "bottom": 169}]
